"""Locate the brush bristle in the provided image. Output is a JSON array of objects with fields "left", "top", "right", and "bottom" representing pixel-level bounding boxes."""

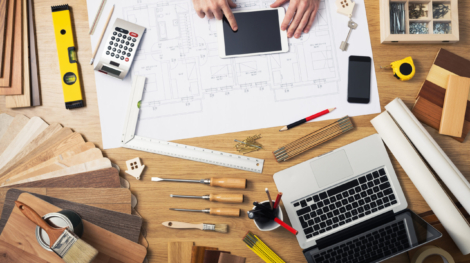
[
  {"left": 214, "top": 224, "right": 228, "bottom": 233},
  {"left": 62, "top": 239, "right": 98, "bottom": 263}
]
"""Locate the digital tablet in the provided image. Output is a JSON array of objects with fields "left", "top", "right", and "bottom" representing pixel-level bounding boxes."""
[{"left": 217, "top": 8, "right": 289, "bottom": 58}]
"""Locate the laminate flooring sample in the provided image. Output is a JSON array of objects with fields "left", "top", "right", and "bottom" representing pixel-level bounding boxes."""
[
  {"left": 0, "top": 113, "right": 13, "bottom": 139},
  {"left": 0, "top": 114, "right": 28, "bottom": 155}
]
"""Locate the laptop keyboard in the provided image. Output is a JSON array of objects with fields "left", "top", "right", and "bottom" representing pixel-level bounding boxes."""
[
  {"left": 293, "top": 168, "right": 398, "bottom": 239},
  {"left": 312, "top": 221, "right": 410, "bottom": 263}
]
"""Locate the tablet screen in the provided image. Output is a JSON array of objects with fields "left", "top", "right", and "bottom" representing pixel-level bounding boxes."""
[{"left": 223, "top": 10, "right": 282, "bottom": 56}]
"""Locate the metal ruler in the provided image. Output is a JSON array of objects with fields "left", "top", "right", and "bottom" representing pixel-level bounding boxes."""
[{"left": 121, "top": 76, "right": 264, "bottom": 173}]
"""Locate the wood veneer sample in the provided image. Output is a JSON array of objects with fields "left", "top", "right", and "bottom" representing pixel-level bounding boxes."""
[
  {"left": 0, "top": 189, "right": 142, "bottom": 242},
  {"left": 0, "top": 0, "right": 9, "bottom": 76},
  {"left": 0, "top": 114, "right": 28, "bottom": 155},
  {"left": 191, "top": 246, "right": 218, "bottom": 263},
  {"left": 0, "top": 0, "right": 21, "bottom": 94},
  {"left": 27, "top": 0, "right": 39, "bottom": 105},
  {"left": 6, "top": 0, "right": 30, "bottom": 107},
  {"left": 440, "top": 75, "right": 470, "bottom": 137},
  {"left": 169, "top": 241, "right": 194, "bottom": 263},
  {"left": 0, "top": 113, "right": 14, "bottom": 139},
  {"left": 0, "top": 239, "right": 48, "bottom": 262},
  {"left": 0, "top": 0, "right": 14, "bottom": 82}
]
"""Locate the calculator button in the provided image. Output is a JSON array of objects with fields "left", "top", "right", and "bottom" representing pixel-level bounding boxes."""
[
  {"left": 119, "top": 44, "right": 123, "bottom": 48},
  {"left": 127, "top": 53, "right": 131, "bottom": 57},
  {"left": 124, "top": 46, "right": 128, "bottom": 50},
  {"left": 106, "top": 51, "right": 110, "bottom": 55},
  {"left": 122, "top": 51, "right": 126, "bottom": 56},
  {"left": 129, "top": 48, "right": 133, "bottom": 52},
  {"left": 120, "top": 56, "right": 124, "bottom": 60},
  {"left": 121, "top": 40, "right": 125, "bottom": 44},
  {"left": 109, "top": 41, "right": 113, "bottom": 45},
  {"left": 113, "top": 31, "right": 117, "bottom": 36},
  {"left": 130, "top": 43, "right": 135, "bottom": 47},
  {"left": 107, "top": 46, "right": 111, "bottom": 50},
  {"left": 118, "top": 33, "right": 122, "bottom": 37},
  {"left": 111, "top": 36, "right": 115, "bottom": 40},
  {"left": 125, "top": 57, "right": 129, "bottom": 62},
  {"left": 114, "top": 43, "right": 118, "bottom": 47},
  {"left": 117, "top": 50, "right": 121, "bottom": 54},
  {"left": 126, "top": 41, "right": 129, "bottom": 45},
  {"left": 110, "top": 53, "right": 115, "bottom": 57},
  {"left": 132, "top": 38, "right": 137, "bottom": 42},
  {"left": 116, "top": 38, "right": 120, "bottom": 42},
  {"left": 123, "top": 35, "right": 127, "bottom": 39},
  {"left": 130, "top": 32, "right": 138, "bottom": 37},
  {"left": 127, "top": 36, "right": 131, "bottom": 40},
  {"left": 112, "top": 48, "right": 116, "bottom": 52}
]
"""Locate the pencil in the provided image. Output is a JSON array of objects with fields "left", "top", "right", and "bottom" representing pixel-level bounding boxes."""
[
  {"left": 273, "top": 192, "right": 283, "bottom": 209},
  {"left": 265, "top": 188, "right": 273, "bottom": 209},
  {"left": 90, "top": 5, "right": 115, "bottom": 65},
  {"left": 279, "top": 107, "right": 336, "bottom": 131}
]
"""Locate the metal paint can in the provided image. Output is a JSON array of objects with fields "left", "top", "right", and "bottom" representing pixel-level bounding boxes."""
[{"left": 35, "top": 210, "right": 83, "bottom": 251}]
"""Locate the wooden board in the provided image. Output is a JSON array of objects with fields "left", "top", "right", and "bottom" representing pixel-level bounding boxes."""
[
  {"left": 0, "top": 113, "right": 13, "bottom": 139},
  {"left": 0, "top": 0, "right": 21, "bottom": 94},
  {"left": 169, "top": 242, "right": 194, "bottom": 263},
  {"left": 3, "top": 158, "right": 112, "bottom": 187},
  {"left": 0, "top": 189, "right": 142, "bottom": 243},
  {"left": 8, "top": 147, "right": 103, "bottom": 183},
  {"left": 0, "top": 193, "right": 146, "bottom": 262},
  {"left": 27, "top": 0, "right": 39, "bottom": 105},
  {"left": 440, "top": 75, "right": 470, "bottom": 137},
  {"left": 5, "top": 0, "right": 30, "bottom": 107},
  {"left": 5, "top": 168, "right": 121, "bottom": 188},
  {"left": 0, "top": 0, "right": 8, "bottom": 77},
  {"left": 0, "top": 117, "right": 48, "bottom": 168},
  {"left": 0, "top": 0, "right": 13, "bottom": 83},
  {"left": 0, "top": 114, "right": 28, "bottom": 155},
  {"left": 0, "top": 239, "right": 48, "bottom": 262},
  {"left": 0, "top": 123, "right": 62, "bottom": 173}
]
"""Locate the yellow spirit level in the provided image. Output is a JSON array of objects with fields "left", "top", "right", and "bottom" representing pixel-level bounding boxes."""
[{"left": 51, "top": 5, "right": 84, "bottom": 109}]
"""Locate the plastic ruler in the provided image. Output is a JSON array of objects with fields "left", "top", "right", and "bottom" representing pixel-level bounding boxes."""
[{"left": 121, "top": 76, "right": 264, "bottom": 173}]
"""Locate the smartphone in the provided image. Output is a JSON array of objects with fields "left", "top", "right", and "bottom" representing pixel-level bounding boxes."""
[{"left": 347, "top": 56, "right": 372, "bottom": 104}]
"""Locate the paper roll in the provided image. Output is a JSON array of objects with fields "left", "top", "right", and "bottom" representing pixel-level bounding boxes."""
[
  {"left": 371, "top": 110, "right": 470, "bottom": 255},
  {"left": 411, "top": 246, "right": 454, "bottom": 263}
]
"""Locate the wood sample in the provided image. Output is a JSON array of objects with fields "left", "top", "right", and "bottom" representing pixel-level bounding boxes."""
[
  {"left": 0, "top": 113, "right": 13, "bottom": 139},
  {"left": 0, "top": 239, "right": 48, "bottom": 262},
  {"left": 0, "top": 188, "right": 132, "bottom": 214},
  {"left": 0, "top": 189, "right": 142, "bottom": 243},
  {"left": 6, "top": 168, "right": 121, "bottom": 188},
  {"left": 0, "top": 114, "right": 28, "bottom": 154},
  {"left": 191, "top": 246, "right": 218, "bottom": 263},
  {"left": 3, "top": 158, "right": 112, "bottom": 187},
  {"left": 0, "top": 193, "right": 146, "bottom": 262},
  {"left": 440, "top": 75, "right": 470, "bottom": 137},
  {"left": 27, "top": 0, "right": 39, "bottom": 105},
  {"left": 169, "top": 241, "right": 194, "bottom": 263},
  {"left": 0, "top": 0, "right": 21, "bottom": 94},
  {"left": 5, "top": 0, "right": 30, "bottom": 107},
  {"left": 0, "top": 0, "right": 14, "bottom": 83},
  {"left": 0, "top": 0, "right": 9, "bottom": 75},
  {"left": 0, "top": 117, "right": 48, "bottom": 168},
  {"left": 0, "top": 123, "right": 62, "bottom": 174},
  {"left": 412, "top": 49, "right": 470, "bottom": 142}
]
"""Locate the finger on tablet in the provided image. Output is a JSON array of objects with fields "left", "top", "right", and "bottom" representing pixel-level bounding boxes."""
[
  {"left": 214, "top": 8, "right": 223, "bottom": 20},
  {"left": 228, "top": 0, "right": 237, "bottom": 8},
  {"left": 222, "top": 6, "right": 238, "bottom": 31},
  {"left": 295, "top": 9, "right": 312, "bottom": 38},
  {"left": 282, "top": 2, "right": 297, "bottom": 31},
  {"left": 270, "top": 0, "right": 289, "bottom": 8},
  {"left": 305, "top": 5, "right": 319, "bottom": 33}
]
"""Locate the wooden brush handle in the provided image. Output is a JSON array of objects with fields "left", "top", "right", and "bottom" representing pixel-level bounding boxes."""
[
  {"left": 209, "top": 208, "right": 240, "bottom": 217},
  {"left": 210, "top": 178, "right": 246, "bottom": 189},
  {"left": 162, "top": 221, "right": 203, "bottom": 230},
  {"left": 209, "top": 194, "right": 244, "bottom": 203},
  {"left": 15, "top": 201, "right": 66, "bottom": 247}
]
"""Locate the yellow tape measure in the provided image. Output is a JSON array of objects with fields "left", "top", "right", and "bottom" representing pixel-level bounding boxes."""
[
  {"left": 381, "top": 57, "right": 416, "bottom": 81},
  {"left": 51, "top": 5, "right": 84, "bottom": 109}
]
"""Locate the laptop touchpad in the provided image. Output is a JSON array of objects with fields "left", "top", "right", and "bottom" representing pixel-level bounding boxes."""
[{"left": 310, "top": 150, "right": 354, "bottom": 188}]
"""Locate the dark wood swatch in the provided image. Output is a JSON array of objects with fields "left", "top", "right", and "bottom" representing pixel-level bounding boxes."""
[
  {"left": 0, "top": 0, "right": 8, "bottom": 75},
  {"left": 28, "top": 0, "right": 39, "bottom": 105},
  {"left": 434, "top": 49, "right": 470, "bottom": 79},
  {"left": 191, "top": 246, "right": 218, "bottom": 263},
  {"left": 6, "top": 167, "right": 121, "bottom": 188},
  {"left": 0, "top": 189, "right": 142, "bottom": 243}
]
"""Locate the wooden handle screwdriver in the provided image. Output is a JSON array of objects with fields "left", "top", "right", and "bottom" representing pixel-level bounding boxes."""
[
  {"left": 169, "top": 207, "right": 240, "bottom": 217},
  {"left": 171, "top": 194, "right": 244, "bottom": 203},
  {"left": 152, "top": 177, "right": 247, "bottom": 189}
]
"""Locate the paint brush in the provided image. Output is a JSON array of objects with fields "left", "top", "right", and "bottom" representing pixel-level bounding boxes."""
[
  {"left": 15, "top": 201, "right": 98, "bottom": 263},
  {"left": 162, "top": 221, "right": 228, "bottom": 233}
]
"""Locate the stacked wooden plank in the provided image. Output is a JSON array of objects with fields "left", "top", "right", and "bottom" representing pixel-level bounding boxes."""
[
  {"left": 0, "top": 0, "right": 40, "bottom": 108},
  {"left": 0, "top": 113, "right": 148, "bottom": 262}
]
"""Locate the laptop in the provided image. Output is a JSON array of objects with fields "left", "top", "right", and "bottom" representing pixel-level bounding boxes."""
[{"left": 273, "top": 134, "right": 442, "bottom": 263}]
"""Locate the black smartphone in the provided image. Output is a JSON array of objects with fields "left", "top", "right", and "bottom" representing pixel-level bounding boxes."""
[{"left": 347, "top": 56, "right": 372, "bottom": 104}]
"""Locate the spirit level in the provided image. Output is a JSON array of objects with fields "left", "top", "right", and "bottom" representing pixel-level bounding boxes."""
[{"left": 51, "top": 4, "right": 84, "bottom": 109}]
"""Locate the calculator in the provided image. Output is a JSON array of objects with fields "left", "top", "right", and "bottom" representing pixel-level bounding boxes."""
[{"left": 94, "top": 18, "right": 146, "bottom": 80}]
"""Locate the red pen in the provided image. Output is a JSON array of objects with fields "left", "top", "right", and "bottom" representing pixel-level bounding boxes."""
[
  {"left": 279, "top": 108, "right": 336, "bottom": 131},
  {"left": 274, "top": 218, "right": 298, "bottom": 235},
  {"left": 273, "top": 192, "right": 283, "bottom": 210}
]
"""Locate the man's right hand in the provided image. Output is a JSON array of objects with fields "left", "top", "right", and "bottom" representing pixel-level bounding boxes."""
[{"left": 193, "top": 0, "right": 238, "bottom": 31}]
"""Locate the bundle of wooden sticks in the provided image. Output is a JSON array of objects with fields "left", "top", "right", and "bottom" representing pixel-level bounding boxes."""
[{"left": 273, "top": 116, "right": 354, "bottom": 162}]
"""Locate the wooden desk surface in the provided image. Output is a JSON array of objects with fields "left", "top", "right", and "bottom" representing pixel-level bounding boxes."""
[{"left": 1, "top": 0, "right": 469, "bottom": 262}]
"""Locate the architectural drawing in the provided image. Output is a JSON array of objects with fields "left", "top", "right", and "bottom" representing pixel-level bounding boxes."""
[{"left": 120, "top": 0, "right": 339, "bottom": 120}]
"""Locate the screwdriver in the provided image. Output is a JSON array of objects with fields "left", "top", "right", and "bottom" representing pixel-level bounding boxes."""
[
  {"left": 151, "top": 177, "right": 247, "bottom": 189},
  {"left": 170, "top": 194, "right": 244, "bottom": 203},
  {"left": 170, "top": 208, "right": 240, "bottom": 217}
]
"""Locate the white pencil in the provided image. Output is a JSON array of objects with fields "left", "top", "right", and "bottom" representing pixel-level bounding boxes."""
[{"left": 90, "top": 5, "right": 114, "bottom": 65}]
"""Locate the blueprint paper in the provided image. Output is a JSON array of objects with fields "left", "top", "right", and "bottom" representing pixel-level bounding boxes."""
[{"left": 87, "top": 0, "right": 381, "bottom": 149}]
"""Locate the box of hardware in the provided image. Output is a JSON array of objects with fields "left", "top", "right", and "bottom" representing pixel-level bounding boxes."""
[{"left": 380, "top": 0, "right": 459, "bottom": 43}]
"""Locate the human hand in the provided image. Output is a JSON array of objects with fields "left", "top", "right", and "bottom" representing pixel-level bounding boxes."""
[
  {"left": 271, "top": 0, "right": 320, "bottom": 38},
  {"left": 193, "top": 0, "right": 238, "bottom": 31}
]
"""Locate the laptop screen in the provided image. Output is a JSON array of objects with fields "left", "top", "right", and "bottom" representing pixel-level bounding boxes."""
[{"left": 303, "top": 209, "right": 442, "bottom": 263}]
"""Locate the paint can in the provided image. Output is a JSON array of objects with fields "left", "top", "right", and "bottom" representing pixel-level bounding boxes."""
[{"left": 35, "top": 210, "right": 83, "bottom": 251}]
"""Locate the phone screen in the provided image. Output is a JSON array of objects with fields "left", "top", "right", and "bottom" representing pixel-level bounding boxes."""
[{"left": 348, "top": 56, "right": 371, "bottom": 104}]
